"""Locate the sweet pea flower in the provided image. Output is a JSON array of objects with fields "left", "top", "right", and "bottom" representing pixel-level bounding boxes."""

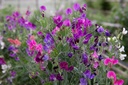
[
  {"left": 79, "top": 78, "right": 87, "bottom": 85},
  {"left": 92, "top": 51, "right": 98, "bottom": 58},
  {"left": 104, "top": 56, "right": 118, "bottom": 66},
  {"left": 0, "top": 58, "right": 6, "bottom": 65},
  {"left": 119, "top": 46, "right": 125, "bottom": 52},
  {"left": 73, "top": 3, "right": 80, "bottom": 11},
  {"left": 0, "top": 36, "right": 5, "bottom": 49},
  {"left": 107, "top": 71, "right": 116, "bottom": 80},
  {"left": 63, "top": 19, "right": 71, "bottom": 27},
  {"left": 119, "top": 54, "right": 127, "bottom": 60},
  {"left": 59, "top": 61, "right": 68, "bottom": 70},
  {"left": 114, "top": 79, "right": 124, "bottom": 85},
  {"left": 65, "top": 8, "right": 72, "bottom": 15},
  {"left": 40, "top": 5, "right": 46, "bottom": 12},
  {"left": 122, "top": 28, "right": 127, "bottom": 35}
]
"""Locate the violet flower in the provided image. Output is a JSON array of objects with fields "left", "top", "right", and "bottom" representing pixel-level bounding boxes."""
[
  {"left": 56, "top": 74, "right": 63, "bottom": 81},
  {"left": 83, "top": 70, "right": 96, "bottom": 79},
  {"left": 83, "top": 34, "right": 92, "bottom": 44},
  {"left": 63, "top": 19, "right": 71, "bottom": 27},
  {"left": 96, "top": 26, "right": 104, "bottom": 33},
  {"left": 65, "top": 8, "right": 72, "bottom": 15},
  {"left": 59, "top": 61, "right": 68, "bottom": 70},
  {"left": 40, "top": 5, "right": 46, "bottom": 12},
  {"left": 73, "top": 3, "right": 80, "bottom": 11},
  {"left": 80, "top": 78, "right": 87, "bottom": 85},
  {"left": 82, "top": 53, "right": 88, "bottom": 65},
  {"left": 49, "top": 74, "right": 56, "bottom": 81},
  {"left": 68, "top": 52, "right": 73, "bottom": 58},
  {"left": 0, "top": 58, "right": 6, "bottom": 65}
]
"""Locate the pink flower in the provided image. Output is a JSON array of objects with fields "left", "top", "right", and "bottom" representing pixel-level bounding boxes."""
[
  {"left": 92, "top": 51, "right": 98, "bottom": 58},
  {"left": 114, "top": 79, "right": 124, "bottom": 85},
  {"left": 52, "top": 26, "right": 60, "bottom": 35},
  {"left": 104, "top": 56, "right": 118, "bottom": 66},
  {"left": 107, "top": 71, "right": 116, "bottom": 80},
  {"left": 36, "top": 44, "right": 43, "bottom": 52},
  {"left": 28, "top": 39, "right": 37, "bottom": 51},
  {"left": 93, "top": 62, "right": 99, "bottom": 69}
]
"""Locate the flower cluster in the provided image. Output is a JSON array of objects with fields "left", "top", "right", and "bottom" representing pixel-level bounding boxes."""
[{"left": 0, "top": 3, "right": 127, "bottom": 85}]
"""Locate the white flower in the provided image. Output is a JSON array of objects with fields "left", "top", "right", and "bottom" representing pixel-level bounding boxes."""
[
  {"left": 119, "top": 54, "right": 127, "bottom": 60},
  {"left": 1, "top": 64, "right": 11, "bottom": 73},
  {"left": 107, "top": 37, "right": 111, "bottom": 41},
  {"left": 122, "top": 28, "right": 128, "bottom": 35},
  {"left": 112, "top": 36, "right": 118, "bottom": 42},
  {"left": 119, "top": 46, "right": 125, "bottom": 52},
  {"left": 0, "top": 41, "right": 5, "bottom": 49}
]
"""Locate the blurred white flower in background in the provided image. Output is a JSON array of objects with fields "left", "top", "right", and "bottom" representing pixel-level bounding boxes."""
[
  {"left": 122, "top": 28, "right": 128, "bottom": 35},
  {"left": 0, "top": 36, "right": 5, "bottom": 49},
  {"left": 120, "top": 54, "right": 127, "bottom": 60},
  {"left": 1, "top": 64, "right": 11, "bottom": 73},
  {"left": 119, "top": 46, "right": 125, "bottom": 52}
]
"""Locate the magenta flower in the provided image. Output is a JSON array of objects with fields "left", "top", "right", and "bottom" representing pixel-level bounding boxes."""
[
  {"left": 92, "top": 51, "right": 98, "bottom": 58},
  {"left": 107, "top": 71, "right": 116, "bottom": 80},
  {"left": 114, "top": 79, "right": 124, "bottom": 85},
  {"left": 53, "top": 15, "right": 62, "bottom": 25},
  {"left": 73, "top": 3, "right": 80, "bottom": 11},
  {"left": 59, "top": 61, "right": 68, "bottom": 70},
  {"left": 56, "top": 74, "right": 63, "bottom": 81},
  {"left": 104, "top": 56, "right": 118, "bottom": 66},
  {"left": 93, "top": 62, "right": 99, "bottom": 69},
  {"left": 63, "top": 19, "right": 71, "bottom": 27},
  {"left": 36, "top": 44, "right": 43, "bottom": 52},
  {"left": 26, "top": 10, "right": 31, "bottom": 16},
  {"left": 66, "top": 66, "right": 74, "bottom": 72},
  {"left": 83, "top": 34, "right": 92, "bottom": 44},
  {"left": 40, "top": 5, "right": 46, "bottom": 12},
  {"left": 0, "top": 58, "right": 6, "bottom": 65},
  {"left": 49, "top": 74, "right": 56, "bottom": 81},
  {"left": 65, "top": 8, "right": 72, "bottom": 15}
]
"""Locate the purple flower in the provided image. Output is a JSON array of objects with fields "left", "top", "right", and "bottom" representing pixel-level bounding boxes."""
[
  {"left": 49, "top": 74, "right": 56, "bottom": 81},
  {"left": 53, "top": 15, "right": 62, "bottom": 25},
  {"left": 59, "top": 61, "right": 68, "bottom": 70},
  {"left": 10, "top": 71, "right": 16, "bottom": 78},
  {"left": 0, "top": 58, "right": 6, "bottom": 65},
  {"left": 105, "top": 30, "right": 111, "bottom": 36},
  {"left": 82, "top": 53, "right": 88, "bottom": 65},
  {"left": 73, "top": 3, "right": 80, "bottom": 11},
  {"left": 96, "top": 26, "right": 104, "bottom": 33},
  {"left": 26, "top": 10, "right": 31, "bottom": 16},
  {"left": 98, "top": 55, "right": 104, "bottom": 61},
  {"left": 82, "top": 4, "right": 87, "bottom": 10},
  {"left": 56, "top": 74, "right": 63, "bottom": 81},
  {"left": 63, "top": 19, "right": 71, "bottom": 27},
  {"left": 83, "top": 70, "right": 96, "bottom": 79},
  {"left": 13, "top": 11, "right": 20, "bottom": 17},
  {"left": 81, "top": 13, "right": 86, "bottom": 18},
  {"left": 80, "top": 78, "right": 87, "bottom": 85},
  {"left": 68, "top": 52, "right": 73, "bottom": 58},
  {"left": 37, "top": 31, "right": 43, "bottom": 36},
  {"left": 67, "top": 66, "right": 74, "bottom": 72},
  {"left": 15, "top": 57, "right": 20, "bottom": 61},
  {"left": 65, "top": 8, "right": 72, "bottom": 15},
  {"left": 42, "top": 54, "right": 49, "bottom": 61},
  {"left": 83, "top": 34, "right": 92, "bottom": 44},
  {"left": 26, "top": 48, "right": 34, "bottom": 56},
  {"left": 72, "top": 45, "right": 79, "bottom": 50},
  {"left": 34, "top": 52, "right": 42, "bottom": 63},
  {"left": 40, "top": 5, "right": 46, "bottom": 12}
]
